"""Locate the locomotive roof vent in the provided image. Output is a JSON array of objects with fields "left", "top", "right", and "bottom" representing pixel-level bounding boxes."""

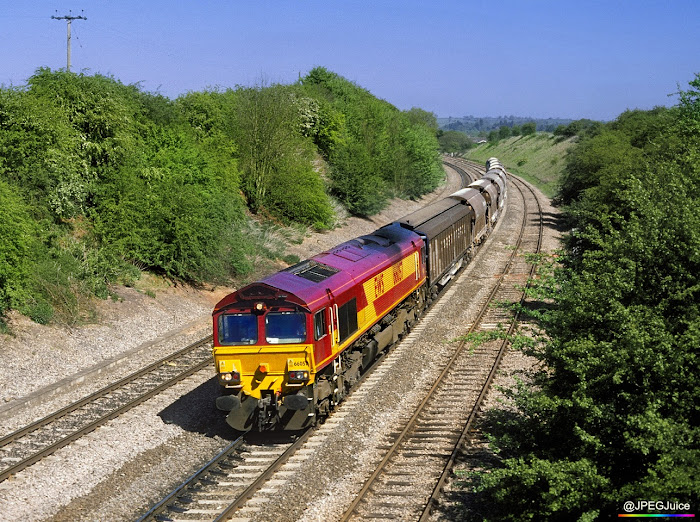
[{"left": 285, "top": 260, "right": 340, "bottom": 283}]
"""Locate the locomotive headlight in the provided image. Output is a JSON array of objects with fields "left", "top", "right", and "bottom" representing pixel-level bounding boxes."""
[
  {"left": 288, "top": 370, "right": 310, "bottom": 383},
  {"left": 219, "top": 371, "right": 241, "bottom": 385}
]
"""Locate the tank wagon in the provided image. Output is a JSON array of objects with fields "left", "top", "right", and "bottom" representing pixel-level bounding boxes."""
[{"left": 212, "top": 159, "right": 508, "bottom": 431}]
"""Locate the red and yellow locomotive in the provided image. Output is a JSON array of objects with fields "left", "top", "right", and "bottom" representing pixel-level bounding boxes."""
[{"left": 213, "top": 223, "right": 427, "bottom": 430}]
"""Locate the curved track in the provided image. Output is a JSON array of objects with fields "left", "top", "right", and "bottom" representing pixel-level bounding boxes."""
[
  {"left": 335, "top": 161, "right": 544, "bottom": 521},
  {"left": 2, "top": 158, "right": 528, "bottom": 521},
  {"left": 138, "top": 159, "right": 546, "bottom": 522},
  {"left": 0, "top": 161, "right": 475, "bottom": 486}
]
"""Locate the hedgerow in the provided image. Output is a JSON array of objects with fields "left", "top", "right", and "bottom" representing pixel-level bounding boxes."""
[
  {"left": 0, "top": 67, "right": 443, "bottom": 325},
  {"left": 301, "top": 67, "right": 443, "bottom": 216},
  {"left": 465, "top": 75, "right": 700, "bottom": 519}
]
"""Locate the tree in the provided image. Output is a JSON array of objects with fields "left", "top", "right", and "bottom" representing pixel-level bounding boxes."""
[
  {"left": 404, "top": 107, "right": 438, "bottom": 131},
  {"left": 438, "top": 130, "right": 473, "bottom": 153},
  {"left": 469, "top": 74, "right": 700, "bottom": 519},
  {"left": 0, "top": 181, "right": 38, "bottom": 321},
  {"left": 521, "top": 121, "right": 537, "bottom": 135},
  {"left": 301, "top": 67, "right": 442, "bottom": 215}
]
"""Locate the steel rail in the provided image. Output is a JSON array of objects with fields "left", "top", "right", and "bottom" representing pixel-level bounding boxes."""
[
  {"left": 339, "top": 165, "right": 535, "bottom": 521},
  {"left": 136, "top": 435, "right": 245, "bottom": 522},
  {"left": 418, "top": 173, "right": 545, "bottom": 521},
  {"left": 212, "top": 430, "right": 314, "bottom": 522},
  {"left": 137, "top": 158, "right": 484, "bottom": 521},
  {"left": 0, "top": 336, "right": 213, "bottom": 482}
]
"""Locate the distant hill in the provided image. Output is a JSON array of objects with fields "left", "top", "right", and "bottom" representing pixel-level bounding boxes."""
[
  {"left": 438, "top": 115, "right": 574, "bottom": 134},
  {"left": 463, "top": 134, "right": 577, "bottom": 197}
]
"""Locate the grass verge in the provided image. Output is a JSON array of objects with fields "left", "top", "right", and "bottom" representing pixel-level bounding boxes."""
[{"left": 465, "top": 134, "right": 576, "bottom": 197}]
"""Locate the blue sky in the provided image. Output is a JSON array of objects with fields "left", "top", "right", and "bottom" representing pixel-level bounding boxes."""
[{"left": 2, "top": 1, "right": 698, "bottom": 121}]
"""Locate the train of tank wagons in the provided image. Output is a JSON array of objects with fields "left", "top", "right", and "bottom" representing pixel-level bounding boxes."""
[{"left": 212, "top": 158, "right": 508, "bottom": 431}]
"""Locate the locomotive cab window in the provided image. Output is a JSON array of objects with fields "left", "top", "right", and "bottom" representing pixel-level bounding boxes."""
[
  {"left": 266, "top": 311, "right": 307, "bottom": 344},
  {"left": 314, "top": 309, "right": 327, "bottom": 340},
  {"left": 218, "top": 313, "right": 258, "bottom": 345}
]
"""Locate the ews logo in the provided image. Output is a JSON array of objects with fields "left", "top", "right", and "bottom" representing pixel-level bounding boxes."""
[
  {"left": 374, "top": 273, "right": 385, "bottom": 297},
  {"left": 373, "top": 263, "right": 402, "bottom": 299}
]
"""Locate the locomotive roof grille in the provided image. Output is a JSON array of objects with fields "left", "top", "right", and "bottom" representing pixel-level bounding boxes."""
[{"left": 285, "top": 260, "right": 340, "bottom": 283}]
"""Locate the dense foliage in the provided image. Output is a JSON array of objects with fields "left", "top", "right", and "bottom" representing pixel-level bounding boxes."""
[
  {"left": 437, "top": 129, "right": 474, "bottom": 153},
  {"left": 467, "top": 76, "right": 700, "bottom": 519},
  {"left": 0, "top": 68, "right": 443, "bottom": 326},
  {"left": 301, "top": 67, "right": 444, "bottom": 215},
  {"left": 553, "top": 118, "right": 603, "bottom": 139},
  {"left": 486, "top": 120, "right": 538, "bottom": 143}
]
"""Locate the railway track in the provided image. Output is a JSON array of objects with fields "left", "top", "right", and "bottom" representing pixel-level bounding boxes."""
[
  {"left": 443, "top": 158, "right": 480, "bottom": 188},
  {"left": 134, "top": 158, "right": 482, "bottom": 522},
  {"left": 0, "top": 155, "right": 475, "bottom": 492},
  {"left": 1, "top": 157, "right": 531, "bottom": 522},
  {"left": 425, "top": 166, "right": 544, "bottom": 520},
  {"left": 334, "top": 165, "right": 543, "bottom": 521},
  {"left": 0, "top": 160, "right": 473, "bottom": 490},
  {"left": 0, "top": 336, "right": 214, "bottom": 483},
  {"left": 136, "top": 433, "right": 306, "bottom": 522},
  {"left": 136, "top": 161, "right": 545, "bottom": 522}
]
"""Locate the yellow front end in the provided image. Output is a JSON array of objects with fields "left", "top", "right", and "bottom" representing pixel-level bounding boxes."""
[
  {"left": 214, "top": 344, "right": 317, "bottom": 431},
  {"left": 214, "top": 344, "right": 315, "bottom": 397}
]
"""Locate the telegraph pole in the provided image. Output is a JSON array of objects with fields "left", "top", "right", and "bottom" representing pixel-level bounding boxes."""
[{"left": 51, "top": 11, "right": 87, "bottom": 72}]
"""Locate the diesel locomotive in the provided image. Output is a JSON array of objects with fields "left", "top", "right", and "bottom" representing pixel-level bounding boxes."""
[{"left": 212, "top": 158, "right": 508, "bottom": 431}]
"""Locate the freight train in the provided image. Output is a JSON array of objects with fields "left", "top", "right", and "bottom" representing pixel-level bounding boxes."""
[{"left": 212, "top": 158, "right": 508, "bottom": 431}]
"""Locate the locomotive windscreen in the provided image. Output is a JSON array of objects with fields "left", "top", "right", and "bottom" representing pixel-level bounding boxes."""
[
  {"left": 265, "top": 311, "right": 307, "bottom": 344},
  {"left": 218, "top": 313, "right": 258, "bottom": 345}
]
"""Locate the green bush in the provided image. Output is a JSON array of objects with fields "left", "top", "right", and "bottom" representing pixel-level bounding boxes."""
[
  {"left": 1, "top": 66, "right": 444, "bottom": 325},
  {"left": 231, "top": 84, "right": 334, "bottom": 227},
  {"left": 329, "top": 140, "right": 387, "bottom": 216},
  {"left": 94, "top": 126, "right": 247, "bottom": 282},
  {"left": 521, "top": 121, "right": 537, "bottom": 135},
  {"left": 264, "top": 150, "right": 334, "bottom": 229},
  {"left": 302, "top": 67, "right": 443, "bottom": 215},
  {"left": 0, "top": 86, "right": 82, "bottom": 218},
  {"left": 437, "top": 130, "right": 473, "bottom": 153},
  {"left": 0, "top": 180, "right": 37, "bottom": 319},
  {"left": 467, "top": 74, "right": 700, "bottom": 518}
]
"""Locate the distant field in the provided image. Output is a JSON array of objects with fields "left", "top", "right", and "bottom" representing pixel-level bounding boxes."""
[{"left": 464, "top": 134, "right": 576, "bottom": 198}]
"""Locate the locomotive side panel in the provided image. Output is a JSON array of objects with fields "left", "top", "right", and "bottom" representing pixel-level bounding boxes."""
[{"left": 313, "top": 246, "right": 425, "bottom": 371}]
